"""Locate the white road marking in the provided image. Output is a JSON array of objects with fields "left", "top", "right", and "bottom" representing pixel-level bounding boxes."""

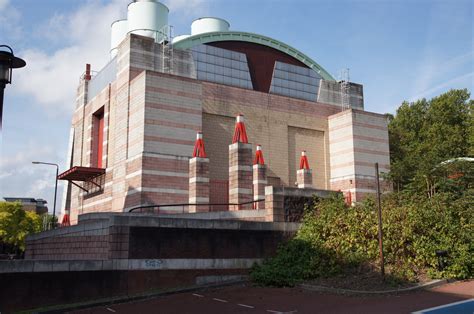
[
  {"left": 213, "top": 298, "right": 228, "bottom": 303},
  {"left": 266, "top": 310, "right": 297, "bottom": 314},
  {"left": 192, "top": 293, "right": 204, "bottom": 298},
  {"left": 106, "top": 308, "right": 116, "bottom": 313},
  {"left": 412, "top": 298, "right": 474, "bottom": 314},
  {"left": 238, "top": 303, "right": 255, "bottom": 308}
]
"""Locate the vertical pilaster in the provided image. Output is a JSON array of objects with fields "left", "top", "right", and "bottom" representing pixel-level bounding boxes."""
[
  {"left": 264, "top": 186, "right": 284, "bottom": 222},
  {"left": 229, "top": 142, "right": 253, "bottom": 210},
  {"left": 297, "top": 169, "right": 313, "bottom": 188},
  {"left": 229, "top": 114, "right": 253, "bottom": 210},
  {"left": 253, "top": 144, "right": 266, "bottom": 210},
  {"left": 189, "top": 157, "right": 210, "bottom": 213}
]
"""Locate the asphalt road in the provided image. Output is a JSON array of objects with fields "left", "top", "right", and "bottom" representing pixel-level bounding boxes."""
[{"left": 72, "top": 280, "right": 474, "bottom": 314}]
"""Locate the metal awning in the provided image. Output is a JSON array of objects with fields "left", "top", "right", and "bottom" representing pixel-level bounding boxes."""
[{"left": 58, "top": 166, "right": 105, "bottom": 192}]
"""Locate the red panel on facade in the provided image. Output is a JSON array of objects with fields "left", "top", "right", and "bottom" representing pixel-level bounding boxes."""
[
  {"left": 97, "top": 113, "right": 104, "bottom": 168},
  {"left": 209, "top": 41, "right": 308, "bottom": 93}
]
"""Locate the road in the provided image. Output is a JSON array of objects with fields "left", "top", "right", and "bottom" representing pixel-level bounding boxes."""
[{"left": 73, "top": 280, "right": 474, "bottom": 314}]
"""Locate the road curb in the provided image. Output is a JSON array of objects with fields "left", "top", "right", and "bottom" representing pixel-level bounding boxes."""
[
  {"left": 299, "top": 279, "right": 451, "bottom": 295},
  {"left": 34, "top": 278, "right": 249, "bottom": 313}
]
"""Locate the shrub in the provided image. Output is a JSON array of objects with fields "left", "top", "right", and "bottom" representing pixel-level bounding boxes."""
[{"left": 250, "top": 190, "right": 473, "bottom": 286}]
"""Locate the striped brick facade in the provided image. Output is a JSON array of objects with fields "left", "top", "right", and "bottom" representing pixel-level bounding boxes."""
[
  {"left": 328, "top": 109, "right": 391, "bottom": 202},
  {"left": 189, "top": 157, "right": 210, "bottom": 212},
  {"left": 253, "top": 164, "right": 267, "bottom": 209},
  {"left": 297, "top": 169, "right": 313, "bottom": 189},
  {"left": 228, "top": 142, "right": 253, "bottom": 210},
  {"left": 62, "top": 34, "right": 391, "bottom": 224}
]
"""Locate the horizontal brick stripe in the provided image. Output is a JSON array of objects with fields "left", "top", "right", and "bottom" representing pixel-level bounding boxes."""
[
  {"left": 146, "top": 102, "right": 202, "bottom": 115},
  {"left": 189, "top": 197, "right": 210, "bottom": 203},
  {"left": 331, "top": 147, "right": 390, "bottom": 156},
  {"left": 125, "top": 170, "right": 188, "bottom": 179},
  {"left": 82, "top": 197, "right": 113, "bottom": 209},
  {"left": 127, "top": 187, "right": 188, "bottom": 196},
  {"left": 144, "top": 135, "right": 195, "bottom": 146},
  {"left": 190, "top": 157, "right": 209, "bottom": 163},
  {"left": 147, "top": 85, "right": 202, "bottom": 100},
  {"left": 189, "top": 177, "right": 210, "bottom": 183},
  {"left": 229, "top": 188, "right": 253, "bottom": 194},
  {"left": 229, "top": 165, "right": 253, "bottom": 172},
  {"left": 142, "top": 118, "right": 200, "bottom": 131},
  {"left": 329, "top": 121, "right": 387, "bottom": 132},
  {"left": 329, "top": 134, "right": 389, "bottom": 144},
  {"left": 331, "top": 161, "right": 390, "bottom": 170}
]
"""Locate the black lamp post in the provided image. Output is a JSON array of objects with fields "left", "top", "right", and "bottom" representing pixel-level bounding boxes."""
[
  {"left": 0, "top": 45, "right": 26, "bottom": 130},
  {"left": 32, "top": 161, "right": 59, "bottom": 229}
]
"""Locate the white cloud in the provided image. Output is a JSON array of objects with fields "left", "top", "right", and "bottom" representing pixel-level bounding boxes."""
[
  {"left": 0, "top": 0, "right": 22, "bottom": 40},
  {"left": 409, "top": 72, "right": 474, "bottom": 102},
  {"left": 12, "top": 0, "right": 129, "bottom": 115},
  {"left": 11, "top": 0, "right": 207, "bottom": 116},
  {"left": 0, "top": 143, "right": 63, "bottom": 214}
]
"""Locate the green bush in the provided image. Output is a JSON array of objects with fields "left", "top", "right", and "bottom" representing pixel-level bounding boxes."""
[{"left": 251, "top": 190, "right": 473, "bottom": 286}]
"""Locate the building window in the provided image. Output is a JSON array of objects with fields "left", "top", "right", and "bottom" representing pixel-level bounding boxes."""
[
  {"left": 191, "top": 44, "right": 253, "bottom": 90},
  {"left": 269, "top": 61, "right": 321, "bottom": 102}
]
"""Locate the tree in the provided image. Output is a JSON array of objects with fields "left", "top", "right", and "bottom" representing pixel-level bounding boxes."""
[
  {"left": 0, "top": 202, "right": 42, "bottom": 253},
  {"left": 388, "top": 89, "right": 473, "bottom": 192}
]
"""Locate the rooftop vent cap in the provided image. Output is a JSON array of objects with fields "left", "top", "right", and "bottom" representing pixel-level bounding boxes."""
[
  {"left": 127, "top": 0, "right": 169, "bottom": 41},
  {"left": 191, "top": 17, "right": 230, "bottom": 35}
]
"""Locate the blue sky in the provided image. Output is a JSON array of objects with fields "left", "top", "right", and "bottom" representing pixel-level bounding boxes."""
[{"left": 0, "top": 0, "right": 472, "bottom": 215}]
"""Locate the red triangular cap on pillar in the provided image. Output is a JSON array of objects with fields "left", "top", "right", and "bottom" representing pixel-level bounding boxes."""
[
  {"left": 192, "top": 132, "right": 207, "bottom": 158},
  {"left": 61, "top": 214, "right": 70, "bottom": 227},
  {"left": 299, "top": 150, "right": 310, "bottom": 170},
  {"left": 232, "top": 114, "right": 249, "bottom": 144},
  {"left": 254, "top": 144, "right": 265, "bottom": 165}
]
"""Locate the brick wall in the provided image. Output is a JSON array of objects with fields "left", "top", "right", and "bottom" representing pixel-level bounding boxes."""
[{"left": 328, "top": 109, "right": 392, "bottom": 202}]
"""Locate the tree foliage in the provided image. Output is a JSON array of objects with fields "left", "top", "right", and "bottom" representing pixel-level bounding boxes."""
[
  {"left": 388, "top": 89, "right": 473, "bottom": 191},
  {"left": 0, "top": 202, "right": 42, "bottom": 252},
  {"left": 251, "top": 191, "right": 473, "bottom": 286}
]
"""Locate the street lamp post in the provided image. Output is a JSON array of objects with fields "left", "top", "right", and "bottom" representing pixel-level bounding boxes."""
[
  {"left": 32, "top": 162, "right": 59, "bottom": 228},
  {"left": 0, "top": 45, "right": 26, "bottom": 130}
]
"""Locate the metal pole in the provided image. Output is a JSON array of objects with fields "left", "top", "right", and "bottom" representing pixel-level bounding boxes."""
[
  {"left": 375, "top": 162, "right": 385, "bottom": 279},
  {"left": 0, "top": 82, "right": 5, "bottom": 130},
  {"left": 53, "top": 165, "right": 59, "bottom": 228}
]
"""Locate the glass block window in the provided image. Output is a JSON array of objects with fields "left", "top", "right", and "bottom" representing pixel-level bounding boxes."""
[
  {"left": 191, "top": 44, "right": 253, "bottom": 89},
  {"left": 270, "top": 61, "right": 321, "bottom": 101}
]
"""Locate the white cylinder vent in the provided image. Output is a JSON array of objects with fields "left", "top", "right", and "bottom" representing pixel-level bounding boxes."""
[
  {"left": 172, "top": 34, "right": 191, "bottom": 44},
  {"left": 127, "top": 0, "right": 169, "bottom": 41},
  {"left": 110, "top": 19, "right": 128, "bottom": 58},
  {"left": 191, "top": 17, "right": 230, "bottom": 36}
]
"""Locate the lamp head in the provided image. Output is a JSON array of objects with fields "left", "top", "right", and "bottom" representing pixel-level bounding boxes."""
[{"left": 0, "top": 46, "right": 26, "bottom": 85}]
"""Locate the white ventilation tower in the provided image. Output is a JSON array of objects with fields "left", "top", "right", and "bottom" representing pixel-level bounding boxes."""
[
  {"left": 128, "top": 0, "right": 169, "bottom": 40},
  {"left": 191, "top": 17, "right": 230, "bottom": 35},
  {"left": 110, "top": 19, "right": 128, "bottom": 58},
  {"left": 110, "top": 0, "right": 169, "bottom": 59}
]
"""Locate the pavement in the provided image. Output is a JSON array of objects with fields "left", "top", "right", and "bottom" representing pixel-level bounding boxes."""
[{"left": 71, "top": 280, "right": 474, "bottom": 314}]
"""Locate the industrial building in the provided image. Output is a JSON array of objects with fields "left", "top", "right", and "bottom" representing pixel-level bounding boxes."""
[
  {"left": 59, "top": 0, "right": 391, "bottom": 224},
  {"left": 2, "top": 197, "right": 48, "bottom": 215}
]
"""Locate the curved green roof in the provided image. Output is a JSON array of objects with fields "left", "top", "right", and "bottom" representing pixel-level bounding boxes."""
[{"left": 173, "top": 31, "right": 336, "bottom": 81}]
